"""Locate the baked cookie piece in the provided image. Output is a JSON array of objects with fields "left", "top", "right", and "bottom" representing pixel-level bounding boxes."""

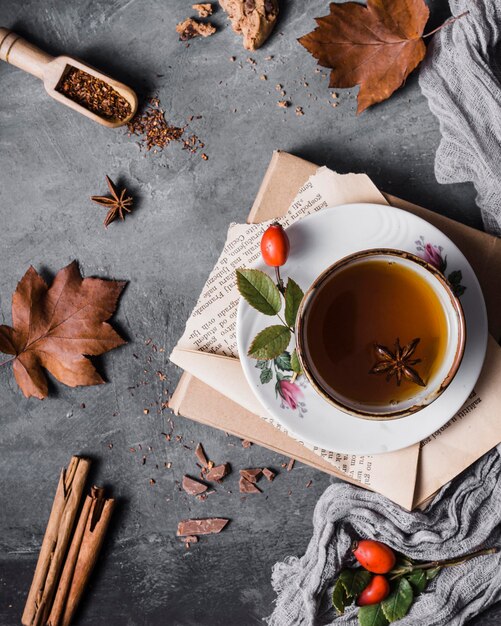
[
  {"left": 176, "top": 17, "right": 216, "bottom": 40},
  {"left": 219, "top": 0, "right": 279, "bottom": 50},
  {"left": 192, "top": 3, "right": 213, "bottom": 18}
]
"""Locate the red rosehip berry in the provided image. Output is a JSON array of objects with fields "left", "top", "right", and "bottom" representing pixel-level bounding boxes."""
[
  {"left": 261, "top": 223, "right": 290, "bottom": 267},
  {"left": 357, "top": 575, "right": 390, "bottom": 606},
  {"left": 353, "top": 540, "right": 396, "bottom": 574}
]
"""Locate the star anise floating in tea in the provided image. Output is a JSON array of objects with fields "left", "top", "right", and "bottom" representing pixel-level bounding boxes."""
[
  {"left": 369, "top": 337, "right": 426, "bottom": 387},
  {"left": 91, "top": 176, "right": 133, "bottom": 228}
]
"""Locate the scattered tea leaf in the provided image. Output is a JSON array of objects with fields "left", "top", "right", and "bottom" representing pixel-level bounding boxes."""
[
  {"left": 284, "top": 277, "right": 304, "bottom": 327},
  {"left": 332, "top": 577, "right": 349, "bottom": 615},
  {"left": 291, "top": 348, "right": 302, "bottom": 374},
  {"left": 406, "top": 569, "right": 427, "bottom": 593},
  {"left": 358, "top": 603, "right": 389, "bottom": 626},
  {"left": 298, "top": 0, "right": 430, "bottom": 113},
  {"left": 381, "top": 577, "right": 413, "bottom": 622},
  {"left": 236, "top": 268, "right": 281, "bottom": 315},
  {"left": 275, "top": 351, "right": 292, "bottom": 371},
  {"left": 248, "top": 325, "right": 291, "bottom": 360}
]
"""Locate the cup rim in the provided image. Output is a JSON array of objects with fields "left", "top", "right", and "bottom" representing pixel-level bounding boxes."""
[{"left": 295, "top": 248, "right": 467, "bottom": 420}]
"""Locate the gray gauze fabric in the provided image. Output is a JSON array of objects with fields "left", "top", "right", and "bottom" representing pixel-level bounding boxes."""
[
  {"left": 266, "top": 449, "right": 501, "bottom": 625},
  {"left": 419, "top": 0, "right": 501, "bottom": 235}
]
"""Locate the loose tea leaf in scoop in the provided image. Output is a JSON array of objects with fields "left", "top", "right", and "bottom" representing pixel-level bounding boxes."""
[{"left": 57, "top": 67, "right": 132, "bottom": 121}]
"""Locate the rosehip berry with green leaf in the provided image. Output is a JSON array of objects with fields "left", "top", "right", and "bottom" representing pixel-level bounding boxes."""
[
  {"left": 357, "top": 574, "right": 390, "bottom": 606},
  {"left": 353, "top": 539, "right": 396, "bottom": 574},
  {"left": 261, "top": 223, "right": 290, "bottom": 267}
]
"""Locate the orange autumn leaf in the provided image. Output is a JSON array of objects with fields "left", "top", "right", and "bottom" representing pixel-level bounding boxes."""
[
  {"left": 0, "top": 261, "right": 126, "bottom": 399},
  {"left": 299, "top": 0, "right": 430, "bottom": 114}
]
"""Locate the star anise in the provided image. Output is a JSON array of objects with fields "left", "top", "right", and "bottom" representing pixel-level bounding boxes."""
[
  {"left": 369, "top": 337, "right": 426, "bottom": 387},
  {"left": 91, "top": 176, "right": 133, "bottom": 227}
]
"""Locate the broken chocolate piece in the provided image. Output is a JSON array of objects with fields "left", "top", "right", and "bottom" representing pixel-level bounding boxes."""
[
  {"left": 206, "top": 463, "right": 230, "bottom": 482},
  {"left": 219, "top": 0, "right": 279, "bottom": 50},
  {"left": 287, "top": 458, "right": 295, "bottom": 472},
  {"left": 193, "top": 3, "right": 213, "bottom": 17},
  {"left": 182, "top": 475, "right": 208, "bottom": 495},
  {"left": 241, "top": 439, "right": 252, "bottom": 448},
  {"left": 239, "top": 477, "right": 261, "bottom": 493},
  {"left": 176, "top": 17, "right": 216, "bottom": 40},
  {"left": 262, "top": 467, "right": 275, "bottom": 481},
  {"left": 239, "top": 468, "right": 262, "bottom": 483},
  {"left": 177, "top": 518, "right": 229, "bottom": 536},
  {"left": 195, "top": 442, "right": 209, "bottom": 467}
]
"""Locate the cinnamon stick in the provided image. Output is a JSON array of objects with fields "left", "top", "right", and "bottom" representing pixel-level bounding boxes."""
[
  {"left": 21, "top": 456, "right": 91, "bottom": 626},
  {"left": 48, "top": 486, "right": 115, "bottom": 626}
]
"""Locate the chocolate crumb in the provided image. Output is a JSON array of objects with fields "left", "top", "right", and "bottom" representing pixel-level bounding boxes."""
[
  {"left": 177, "top": 518, "right": 229, "bottom": 536},
  {"left": 239, "top": 477, "right": 261, "bottom": 493},
  {"left": 263, "top": 468, "right": 275, "bottom": 481},
  {"left": 143, "top": 409, "right": 149, "bottom": 415},
  {"left": 149, "top": 478, "right": 156, "bottom": 485},
  {"left": 195, "top": 443, "right": 209, "bottom": 467},
  {"left": 306, "top": 480, "right": 312, "bottom": 488},
  {"left": 259, "top": 74, "right": 267, "bottom": 81},
  {"left": 201, "top": 153, "right": 209, "bottom": 160},
  {"left": 287, "top": 458, "right": 295, "bottom": 472},
  {"left": 239, "top": 468, "right": 262, "bottom": 483},
  {"left": 206, "top": 463, "right": 230, "bottom": 482},
  {"left": 241, "top": 440, "right": 252, "bottom": 448},
  {"left": 182, "top": 475, "right": 209, "bottom": 496},
  {"left": 230, "top": 56, "right": 236, "bottom": 61}
]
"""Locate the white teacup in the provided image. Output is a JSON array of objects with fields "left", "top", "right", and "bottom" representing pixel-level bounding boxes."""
[{"left": 296, "top": 249, "right": 466, "bottom": 420}]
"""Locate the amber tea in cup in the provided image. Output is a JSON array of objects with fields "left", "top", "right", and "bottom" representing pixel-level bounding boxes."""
[{"left": 296, "top": 249, "right": 466, "bottom": 419}]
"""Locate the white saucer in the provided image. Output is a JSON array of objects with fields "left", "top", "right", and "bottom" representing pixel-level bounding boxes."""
[{"left": 236, "top": 204, "right": 488, "bottom": 455}]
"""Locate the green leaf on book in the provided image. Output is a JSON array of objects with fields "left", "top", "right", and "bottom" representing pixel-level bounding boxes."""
[
  {"left": 358, "top": 603, "right": 389, "bottom": 626},
  {"left": 236, "top": 269, "right": 281, "bottom": 316},
  {"left": 284, "top": 278, "right": 304, "bottom": 327},
  {"left": 248, "top": 325, "right": 291, "bottom": 360},
  {"left": 381, "top": 577, "right": 413, "bottom": 622}
]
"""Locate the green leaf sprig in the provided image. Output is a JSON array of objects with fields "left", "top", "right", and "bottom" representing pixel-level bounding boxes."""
[
  {"left": 236, "top": 268, "right": 304, "bottom": 364},
  {"left": 332, "top": 546, "right": 497, "bottom": 626}
]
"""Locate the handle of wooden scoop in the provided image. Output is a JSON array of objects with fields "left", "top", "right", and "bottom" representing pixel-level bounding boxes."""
[{"left": 0, "top": 28, "right": 53, "bottom": 80}]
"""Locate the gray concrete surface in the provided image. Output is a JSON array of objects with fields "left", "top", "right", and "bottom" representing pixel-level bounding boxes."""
[{"left": 0, "top": 1, "right": 498, "bottom": 624}]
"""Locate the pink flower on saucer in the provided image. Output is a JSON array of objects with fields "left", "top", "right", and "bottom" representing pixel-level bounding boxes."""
[
  {"left": 423, "top": 243, "right": 447, "bottom": 273},
  {"left": 278, "top": 379, "right": 304, "bottom": 410}
]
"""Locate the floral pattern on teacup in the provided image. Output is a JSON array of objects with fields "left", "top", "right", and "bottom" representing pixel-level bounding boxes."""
[
  {"left": 415, "top": 236, "right": 466, "bottom": 297},
  {"left": 255, "top": 352, "right": 308, "bottom": 417}
]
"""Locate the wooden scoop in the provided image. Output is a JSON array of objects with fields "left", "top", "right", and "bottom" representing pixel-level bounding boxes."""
[{"left": 0, "top": 28, "right": 137, "bottom": 128}]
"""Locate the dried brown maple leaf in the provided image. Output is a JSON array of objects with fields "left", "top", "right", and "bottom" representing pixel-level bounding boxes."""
[
  {"left": 0, "top": 261, "right": 126, "bottom": 399},
  {"left": 298, "top": 0, "right": 430, "bottom": 113}
]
